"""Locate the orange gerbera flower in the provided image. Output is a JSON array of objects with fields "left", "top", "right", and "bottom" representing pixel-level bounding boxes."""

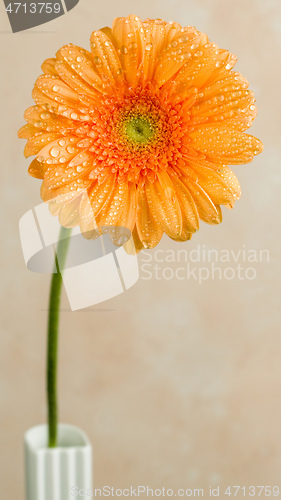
[{"left": 18, "top": 15, "right": 263, "bottom": 251}]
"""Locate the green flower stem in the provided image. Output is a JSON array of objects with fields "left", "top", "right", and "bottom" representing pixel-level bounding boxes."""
[{"left": 47, "top": 226, "right": 72, "bottom": 448}]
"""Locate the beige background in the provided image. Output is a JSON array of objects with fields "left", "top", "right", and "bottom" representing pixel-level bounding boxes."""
[{"left": 0, "top": 0, "right": 280, "bottom": 498}]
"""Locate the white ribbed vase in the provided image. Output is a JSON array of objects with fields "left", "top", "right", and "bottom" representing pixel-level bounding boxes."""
[{"left": 24, "top": 424, "right": 93, "bottom": 500}]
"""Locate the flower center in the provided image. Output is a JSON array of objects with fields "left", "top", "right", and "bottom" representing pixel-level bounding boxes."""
[
  {"left": 96, "top": 88, "right": 186, "bottom": 185},
  {"left": 124, "top": 115, "right": 155, "bottom": 145}
]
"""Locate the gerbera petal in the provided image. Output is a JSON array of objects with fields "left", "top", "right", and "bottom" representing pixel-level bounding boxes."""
[
  {"left": 43, "top": 172, "right": 89, "bottom": 202},
  {"left": 95, "top": 179, "right": 127, "bottom": 227},
  {"left": 171, "top": 175, "right": 199, "bottom": 236},
  {"left": 143, "top": 19, "right": 181, "bottom": 47},
  {"left": 55, "top": 44, "right": 104, "bottom": 94},
  {"left": 124, "top": 226, "right": 145, "bottom": 254},
  {"left": 165, "top": 43, "right": 220, "bottom": 99},
  {"left": 90, "top": 30, "right": 124, "bottom": 89},
  {"left": 184, "top": 162, "right": 236, "bottom": 206},
  {"left": 190, "top": 89, "right": 256, "bottom": 123},
  {"left": 79, "top": 188, "right": 97, "bottom": 223},
  {"left": 154, "top": 27, "right": 207, "bottom": 87},
  {"left": 215, "top": 166, "right": 241, "bottom": 207},
  {"left": 142, "top": 20, "right": 179, "bottom": 83},
  {"left": 189, "top": 124, "right": 263, "bottom": 164},
  {"left": 22, "top": 105, "right": 75, "bottom": 135},
  {"left": 105, "top": 183, "right": 138, "bottom": 246},
  {"left": 198, "top": 71, "right": 249, "bottom": 101},
  {"left": 115, "top": 182, "right": 137, "bottom": 232},
  {"left": 142, "top": 33, "right": 159, "bottom": 84},
  {"left": 145, "top": 171, "right": 182, "bottom": 239},
  {"left": 40, "top": 181, "right": 69, "bottom": 202},
  {"left": 165, "top": 21, "right": 183, "bottom": 45},
  {"left": 190, "top": 71, "right": 256, "bottom": 131},
  {"left": 78, "top": 190, "right": 100, "bottom": 238},
  {"left": 18, "top": 124, "right": 37, "bottom": 139},
  {"left": 36, "top": 136, "right": 81, "bottom": 164},
  {"left": 43, "top": 160, "right": 93, "bottom": 200},
  {"left": 23, "top": 105, "right": 53, "bottom": 124},
  {"left": 55, "top": 61, "right": 100, "bottom": 102},
  {"left": 184, "top": 179, "right": 223, "bottom": 224},
  {"left": 203, "top": 50, "right": 238, "bottom": 88},
  {"left": 24, "top": 132, "right": 60, "bottom": 158},
  {"left": 33, "top": 75, "right": 80, "bottom": 107},
  {"left": 111, "top": 15, "right": 145, "bottom": 87},
  {"left": 136, "top": 186, "right": 163, "bottom": 249},
  {"left": 28, "top": 158, "right": 48, "bottom": 179},
  {"left": 58, "top": 194, "right": 83, "bottom": 228},
  {"left": 86, "top": 174, "right": 118, "bottom": 217},
  {"left": 41, "top": 58, "right": 58, "bottom": 76},
  {"left": 216, "top": 49, "right": 237, "bottom": 71},
  {"left": 48, "top": 198, "right": 61, "bottom": 217}
]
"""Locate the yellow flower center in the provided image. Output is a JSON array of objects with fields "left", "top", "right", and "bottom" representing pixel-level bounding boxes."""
[{"left": 124, "top": 115, "right": 155, "bottom": 145}]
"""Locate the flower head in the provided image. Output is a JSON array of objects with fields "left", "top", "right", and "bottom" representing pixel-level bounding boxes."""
[{"left": 18, "top": 15, "right": 263, "bottom": 251}]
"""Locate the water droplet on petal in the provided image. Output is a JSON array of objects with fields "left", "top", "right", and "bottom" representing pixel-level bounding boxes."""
[
  {"left": 179, "top": 36, "right": 189, "bottom": 43},
  {"left": 50, "top": 147, "right": 60, "bottom": 158},
  {"left": 40, "top": 112, "right": 50, "bottom": 120}
]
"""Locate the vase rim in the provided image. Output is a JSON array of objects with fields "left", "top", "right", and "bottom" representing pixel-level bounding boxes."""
[{"left": 24, "top": 423, "right": 91, "bottom": 450}]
